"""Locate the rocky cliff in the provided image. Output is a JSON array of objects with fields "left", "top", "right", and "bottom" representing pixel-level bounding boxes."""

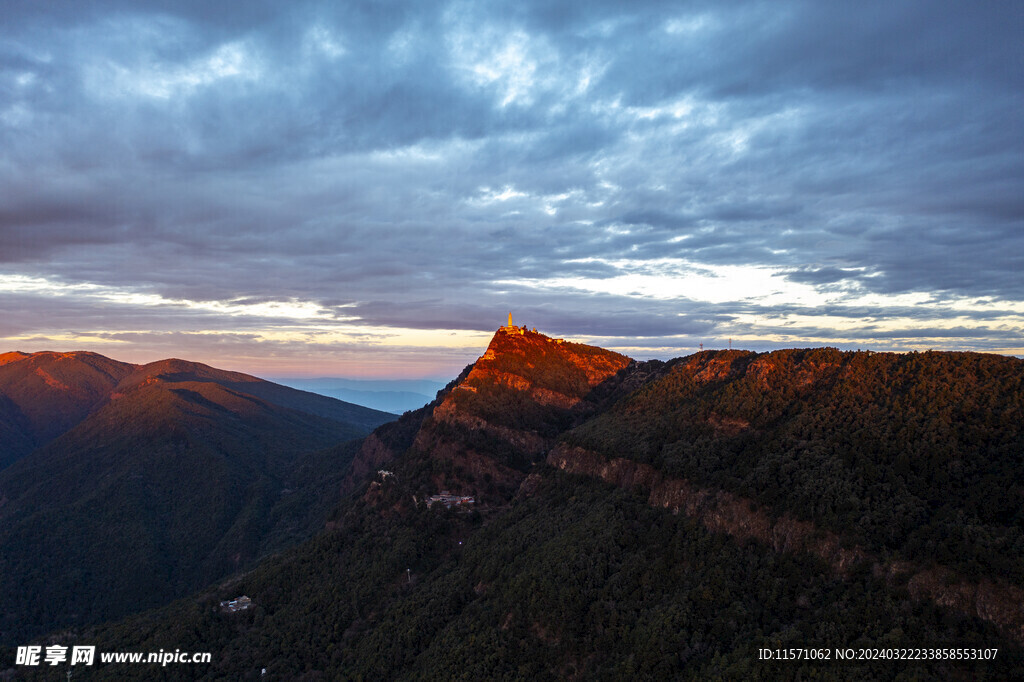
[
  {"left": 349, "top": 326, "right": 631, "bottom": 502},
  {"left": 548, "top": 443, "right": 1024, "bottom": 645}
]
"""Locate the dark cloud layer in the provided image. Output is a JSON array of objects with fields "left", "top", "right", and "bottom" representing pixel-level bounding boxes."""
[{"left": 1, "top": 1, "right": 1022, "bottom": 372}]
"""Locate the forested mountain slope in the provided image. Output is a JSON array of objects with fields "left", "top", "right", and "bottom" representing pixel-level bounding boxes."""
[
  {"left": 0, "top": 355, "right": 394, "bottom": 644},
  {"left": 560, "top": 349, "right": 1024, "bottom": 585},
  {"left": 9, "top": 337, "right": 1024, "bottom": 679}
]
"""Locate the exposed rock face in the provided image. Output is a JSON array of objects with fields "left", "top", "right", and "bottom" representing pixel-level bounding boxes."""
[
  {"left": 416, "top": 329, "right": 630, "bottom": 500},
  {"left": 349, "top": 328, "right": 632, "bottom": 502},
  {"left": 428, "top": 398, "right": 548, "bottom": 455},
  {"left": 548, "top": 445, "right": 866, "bottom": 572},
  {"left": 904, "top": 569, "right": 1024, "bottom": 645},
  {"left": 455, "top": 326, "right": 631, "bottom": 414},
  {"left": 548, "top": 444, "right": 1024, "bottom": 645},
  {"left": 348, "top": 433, "right": 396, "bottom": 488},
  {"left": 344, "top": 395, "right": 454, "bottom": 496}
]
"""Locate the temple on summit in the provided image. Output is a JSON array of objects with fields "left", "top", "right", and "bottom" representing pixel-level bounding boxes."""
[
  {"left": 499, "top": 313, "right": 563, "bottom": 343},
  {"left": 501, "top": 312, "right": 527, "bottom": 335}
]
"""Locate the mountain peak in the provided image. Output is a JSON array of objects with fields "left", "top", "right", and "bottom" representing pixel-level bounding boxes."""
[
  {"left": 118, "top": 358, "right": 255, "bottom": 389},
  {"left": 471, "top": 324, "right": 631, "bottom": 403},
  {"left": 349, "top": 325, "right": 633, "bottom": 504},
  {"left": 0, "top": 350, "right": 138, "bottom": 467},
  {"left": 0, "top": 349, "right": 132, "bottom": 367},
  {"left": 0, "top": 351, "right": 30, "bottom": 366}
]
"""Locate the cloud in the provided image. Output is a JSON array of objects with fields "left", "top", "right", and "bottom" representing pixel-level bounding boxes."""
[{"left": 0, "top": 0, "right": 1022, "bottom": 374}]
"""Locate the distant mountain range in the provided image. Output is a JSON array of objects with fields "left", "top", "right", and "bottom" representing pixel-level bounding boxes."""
[
  {"left": 271, "top": 377, "right": 447, "bottom": 415},
  {"left": 0, "top": 351, "right": 394, "bottom": 643},
  {"left": 4, "top": 333, "right": 1024, "bottom": 678}
]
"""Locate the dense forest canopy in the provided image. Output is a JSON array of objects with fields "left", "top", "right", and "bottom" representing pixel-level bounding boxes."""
[{"left": 4, "top": 341, "right": 1023, "bottom": 679}]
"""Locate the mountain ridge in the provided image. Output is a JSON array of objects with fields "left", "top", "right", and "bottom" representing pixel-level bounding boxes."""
[
  {"left": 0, "top": 351, "right": 393, "bottom": 470},
  {"left": 0, "top": 350, "right": 395, "bottom": 644},
  {"left": 345, "top": 326, "right": 631, "bottom": 503},
  {"left": 8, "top": 334, "right": 1024, "bottom": 678},
  {"left": 344, "top": 336, "right": 1024, "bottom": 644}
]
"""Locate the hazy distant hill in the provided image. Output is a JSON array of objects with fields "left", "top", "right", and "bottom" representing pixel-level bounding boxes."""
[
  {"left": 273, "top": 377, "right": 447, "bottom": 414},
  {"left": 0, "top": 353, "right": 394, "bottom": 644},
  {"left": 15, "top": 334, "right": 1024, "bottom": 678}
]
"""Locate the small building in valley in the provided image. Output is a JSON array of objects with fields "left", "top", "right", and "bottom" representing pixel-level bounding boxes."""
[
  {"left": 219, "top": 595, "right": 252, "bottom": 613},
  {"left": 426, "top": 491, "right": 475, "bottom": 509}
]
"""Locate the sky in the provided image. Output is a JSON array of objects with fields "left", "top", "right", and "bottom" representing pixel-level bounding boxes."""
[{"left": 1, "top": 1, "right": 1022, "bottom": 379}]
